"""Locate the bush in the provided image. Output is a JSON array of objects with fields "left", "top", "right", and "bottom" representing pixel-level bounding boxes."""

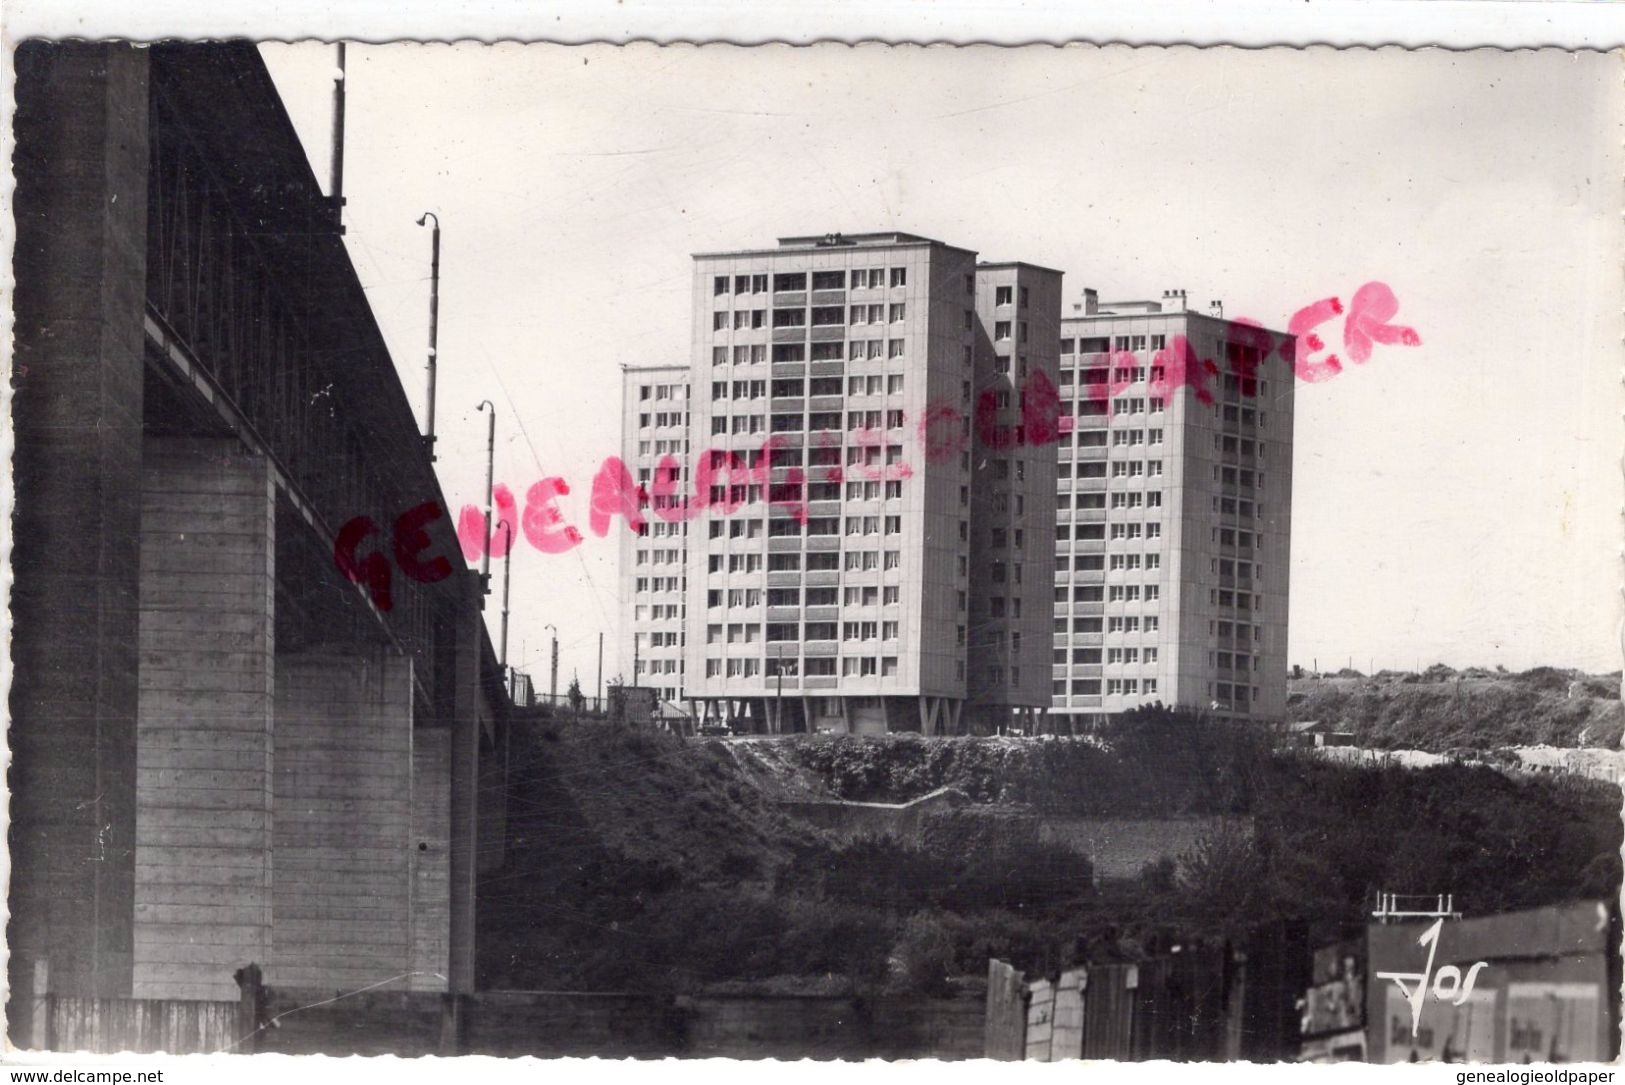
[{"left": 892, "top": 914, "right": 956, "bottom": 995}]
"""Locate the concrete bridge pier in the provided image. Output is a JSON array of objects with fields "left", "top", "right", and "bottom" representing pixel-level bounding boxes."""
[{"left": 133, "top": 436, "right": 278, "bottom": 1000}]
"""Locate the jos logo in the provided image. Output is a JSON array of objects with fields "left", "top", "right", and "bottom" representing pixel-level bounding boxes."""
[{"left": 1375, "top": 917, "right": 1488, "bottom": 1037}]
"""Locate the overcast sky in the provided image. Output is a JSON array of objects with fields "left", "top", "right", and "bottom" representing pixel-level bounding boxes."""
[{"left": 260, "top": 43, "right": 1622, "bottom": 685}]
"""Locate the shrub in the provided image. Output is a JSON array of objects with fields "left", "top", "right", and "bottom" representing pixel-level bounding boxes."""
[{"left": 892, "top": 914, "right": 956, "bottom": 995}]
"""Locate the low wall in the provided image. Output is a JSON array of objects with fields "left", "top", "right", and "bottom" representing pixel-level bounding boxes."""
[
  {"left": 461, "top": 991, "right": 682, "bottom": 1058},
  {"left": 37, "top": 996, "right": 240, "bottom": 1054},
  {"left": 682, "top": 992, "right": 985, "bottom": 1060},
  {"left": 778, "top": 787, "right": 969, "bottom": 843},
  {"left": 782, "top": 794, "right": 1236, "bottom": 881},
  {"left": 1037, "top": 817, "right": 1243, "bottom": 879},
  {"left": 247, "top": 984, "right": 984, "bottom": 1059},
  {"left": 257, "top": 989, "right": 444, "bottom": 1056}
]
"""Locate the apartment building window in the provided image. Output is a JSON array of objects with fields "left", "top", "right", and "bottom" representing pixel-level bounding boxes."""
[
  {"left": 1021, "top": 323, "right": 1029, "bottom": 343},
  {"left": 888, "top": 339, "right": 906, "bottom": 358},
  {"left": 705, "top": 660, "right": 722, "bottom": 677},
  {"left": 995, "top": 286, "right": 1013, "bottom": 306},
  {"left": 812, "top": 270, "right": 844, "bottom": 290},
  {"left": 890, "top": 267, "right": 907, "bottom": 287},
  {"left": 805, "top": 623, "right": 837, "bottom": 641},
  {"left": 774, "top": 272, "right": 806, "bottom": 292},
  {"left": 713, "top": 312, "right": 729, "bottom": 331},
  {"left": 995, "top": 321, "right": 1012, "bottom": 340},
  {"left": 714, "top": 275, "right": 729, "bottom": 296}
]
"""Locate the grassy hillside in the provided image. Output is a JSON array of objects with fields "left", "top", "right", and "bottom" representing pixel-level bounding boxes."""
[
  {"left": 477, "top": 710, "right": 1620, "bottom": 994},
  {"left": 1287, "top": 666, "right": 1621, "bottom": 750}
]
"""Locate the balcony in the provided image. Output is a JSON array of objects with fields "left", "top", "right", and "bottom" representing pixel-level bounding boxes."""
[
  {"left": 767, "top": 606, "right": 800, "bottom": 622},
  {"left": 773, "top": 291, "right": 807, "bottom": 306},
  {"left": 773, "top": 327, "right": 807, "bottom": 343},
  {"left": 771, "top": 362, "right": 807, "bottom": 379},
  {"left": 767, "top": 537, "right": 802, "bottom": 552},
  {"left": 803, "top": 641, "right": 838, "bottom": 656},
  {"left": 810, "top": 289, "right": 845, "bottom": 306},
  {"left": 804, "top": 676, "right": 838, "bottom": 690},
  {"left": 806, "top": 570, "right": 840, "bottom": 587},
  {"left": 766, "top": 572, "right": 801, "bottom": 588},
  {"left": 1071, "top": 665, "right": 1103, "bottom": 678},
  {"left": 807, "top": 536, "right": 840, "bottom": 552},
  {"left": 809, "top": 326, "right": 846, "bottom": 343},
  {"left": 806, "top": 606, "right": 838, "bottom": 622},
  {"left": 770, "top": 397, "right": 805, "bottom": 413},
  {"left": 809, "top": 394, "right": 845, "bottom": 412}
]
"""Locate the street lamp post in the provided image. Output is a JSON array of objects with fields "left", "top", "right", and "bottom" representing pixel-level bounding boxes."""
[
  {"left": 498, "top": 519, "right": 513, "bottom": 671},
  {"left": 416, "top": 211, "right": 440, "bottom": 459},
  {"left": 475, "top": 400, "right": 495, "bottom": 599},
  {"left": 772, "top": 642, "right": 784, "bottom": 734}
]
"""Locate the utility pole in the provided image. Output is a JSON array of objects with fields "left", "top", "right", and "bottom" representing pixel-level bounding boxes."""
[
  {"left": 416, "top": 211, "right": 440, "bottom": 458},
  {"left": 596, "top": 633, "right": 604, "bottom": 711}
]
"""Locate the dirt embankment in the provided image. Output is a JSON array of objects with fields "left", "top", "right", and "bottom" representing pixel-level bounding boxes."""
[{"left": 1287, "top": 667, "right": 1621, "bottom": 751}]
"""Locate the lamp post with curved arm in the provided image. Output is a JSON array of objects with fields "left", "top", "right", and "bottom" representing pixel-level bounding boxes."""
[
  {"left": 416, "top": 211, "right": 440, "bottom": 458},
  {"left": 475, "top": 400, "right": 495, "bottom": 598},
  {"left": 498, "top": 519, "right": 514, "bottom": 670}
]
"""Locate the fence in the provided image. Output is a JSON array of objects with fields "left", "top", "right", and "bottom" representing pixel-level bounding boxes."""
[
  {"left": 986, "top": 923, "right": 1306, "bottom": 1062},
  {"left": 19, "top": 966, "right": 984, "bottom": 1059}
]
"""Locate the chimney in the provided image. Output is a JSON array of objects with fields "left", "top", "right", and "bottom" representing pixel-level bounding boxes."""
[
  {"left": 1072, "top": 288, "right": 1099, "bottom": 316},
  {"left": 1161, "top": 288, "right": 1187, "bottom": 314},
  {"left": 1209, "top": 299, "right": 1224, "bottom": 319}
]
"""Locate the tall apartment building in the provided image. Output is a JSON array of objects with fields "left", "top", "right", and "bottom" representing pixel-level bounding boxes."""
[
  {"left": 1049, "top": 289, "right": 1295, "bottom": 728},
  {"left": 619, "top": 365, "right": 691, "bottom": 709},
  {"left": 630, "top": 231, "right": 1061, "bottom": 735},
  {"left": 967, "top": 263, "right": 1064, "bottom": 727}
]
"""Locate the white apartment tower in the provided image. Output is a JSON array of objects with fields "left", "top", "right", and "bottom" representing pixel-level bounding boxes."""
[
  {"left": 619, "top": 365, "right": 691, "bottom": 710},
  {"left": 649, "top": 232, "right": 1061, "bottom": 734},
  {"left": 1050, "top": 290, "right": 1295, "bottom": 727}
]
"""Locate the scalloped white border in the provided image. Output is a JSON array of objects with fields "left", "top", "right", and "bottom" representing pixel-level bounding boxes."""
[
  {"left": 1, "top": 0, "right": 1625, "bottom": 48},
  {"left": 1, "top": 4, "right": 1621, "bottom": 1079}
]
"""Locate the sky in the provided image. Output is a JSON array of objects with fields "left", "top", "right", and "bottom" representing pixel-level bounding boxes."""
[{"left": 259, "top": 43, "right": 1623, "bottom": 687}]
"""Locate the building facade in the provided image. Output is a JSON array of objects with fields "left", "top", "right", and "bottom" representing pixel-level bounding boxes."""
[
  {"left": 625, "top": 232, "right": 1062, "bottom": 734},
  {"left": 619, "top": 365, "right": 691, "bottom": 711},
  {"left": 1049, "top": 289, "right": 1295, "bottom": 727},
  {"left": 966, "top": 263, "right": 1064, "bottom": 730}
]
